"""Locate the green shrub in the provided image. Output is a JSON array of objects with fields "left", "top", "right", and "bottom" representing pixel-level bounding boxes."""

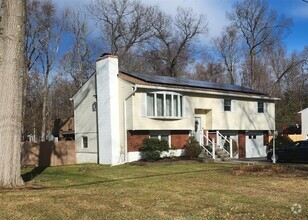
[
  {"left": 269, "top": 135, "right": 293, "bottom": 149},
  {"left": 184, "top": 136, "right": 202, "bottom": 158},
  {"left": 140, "top": 138, "right": 169, "bottom": 161}
]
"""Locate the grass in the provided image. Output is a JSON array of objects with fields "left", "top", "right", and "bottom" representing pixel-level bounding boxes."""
[{"left": 0, "top": 161, "right": 307, "bottom": 219}]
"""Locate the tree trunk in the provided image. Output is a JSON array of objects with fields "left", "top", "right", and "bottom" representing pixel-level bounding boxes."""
[
  {"left": 41, "top": 73, "right": 49, "bottom": 141},
  {"left": 0, "top": 0, "right": 25, "bottom": 188}
]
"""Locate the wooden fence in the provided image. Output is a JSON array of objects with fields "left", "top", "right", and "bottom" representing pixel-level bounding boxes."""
[{"left": 21, "top": 141, "right": 76, "bottom": 167}]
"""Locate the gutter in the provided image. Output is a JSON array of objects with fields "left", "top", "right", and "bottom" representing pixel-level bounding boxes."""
[
  {"left": 123, "top": 85, "right": 137, "bottom": 163},
  {"left": 136, "top": 84, "right": 280, "bottom": 101}
]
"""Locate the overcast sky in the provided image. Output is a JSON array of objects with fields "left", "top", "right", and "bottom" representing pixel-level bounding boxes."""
[{"left": 54, "top": 0, "right": 308, "bottom": 53}]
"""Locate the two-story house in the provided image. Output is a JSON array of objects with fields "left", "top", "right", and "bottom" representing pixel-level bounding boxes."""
[{"left": 72, "top": 54, "right": 277, "bottom": 165}]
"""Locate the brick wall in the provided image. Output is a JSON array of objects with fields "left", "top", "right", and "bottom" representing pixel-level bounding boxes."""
[
  {"left": 21, "top": 141, "right": 76, "bottom": 167},
  {"left": 127, "top": 130, "right": 149, "bottom": 152},
  {"left": 171, "top": 130, "right": 189, "bottom": 149},
  {"left": 238, "top": 131, "right": 246, "bottom": 158}
]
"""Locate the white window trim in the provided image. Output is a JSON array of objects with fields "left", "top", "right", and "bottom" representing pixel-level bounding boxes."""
[
  {"left": 82, "top": 136, "right": 88, "bottom": 149},
  {"left": 149, "top": 131, "right": 171, "bottom": 148},
  {"left": 146, "top": 91, "right": 183, "bottom": 119},
  {"left": 224, "top": 99, "right": 232, "bottom": 112},
  {"left": 257, "top": 102, "right": 268, "bottom": 114}
]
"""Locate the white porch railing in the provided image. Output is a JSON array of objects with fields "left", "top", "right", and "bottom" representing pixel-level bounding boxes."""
[{"left": 201, "top": 129, "right": 233, "bottom": 159}]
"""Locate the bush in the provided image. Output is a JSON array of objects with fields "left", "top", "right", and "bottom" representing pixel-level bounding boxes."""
[
  {"left": 184, "top": 137, "right": 202, "bottom": 158},
  {"left": 140, "top": 138, "right": 169, "bottom": 161},
  {"left": 269, "top": 135, "right": 293, "bottom": 149}
]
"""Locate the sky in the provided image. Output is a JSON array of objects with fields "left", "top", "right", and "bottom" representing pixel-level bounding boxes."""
[{"left": 54, "top": 0, "right": 308, "bottom": 54}]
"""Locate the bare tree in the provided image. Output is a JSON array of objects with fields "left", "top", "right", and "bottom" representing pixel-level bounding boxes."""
[
  {"left": 61, "top": 9, "right": 96, "bottom": 89},
  {"left": 227, "top": 0, "right": 292, "bottom": 89},
  {"left": 25, "top": 0, "right": 66, "bottom": 141},
  {"left": 0, "top": 0, "right": 25, "bottom": 188},
  {"left": 212, "top": 26, "right": 241, "bottom": 85},
  {"left": 145, "top": 7, "right": 206, "bottom": 77},
  {"left": 88, "top": 0, "right": 156, "bottom": 69}
]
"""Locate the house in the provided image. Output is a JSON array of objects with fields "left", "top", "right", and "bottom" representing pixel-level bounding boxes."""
[
  {"left": 299, "top": 108, "right": 308, "bottom": 140},
  {"left": 72, "top": 54, "right": 277, "bottom": 165},
  {"left": 53, "top": 116, "right": 75, "bottom": 140}
]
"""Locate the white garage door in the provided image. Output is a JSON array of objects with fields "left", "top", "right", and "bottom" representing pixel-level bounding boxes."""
[{"left": 245, "top": 133, "right": 266, "bottom": 158}]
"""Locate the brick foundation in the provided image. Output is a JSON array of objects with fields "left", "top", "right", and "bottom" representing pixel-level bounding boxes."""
[
  {"left": 171, "top": 131, "right": 189, "bottom": 149},
  {"left": 127, "top": 130, "right": 149, "bottom": 152},
  {"left": 238, "top": 131, "right": 246, "bottom": 158}
]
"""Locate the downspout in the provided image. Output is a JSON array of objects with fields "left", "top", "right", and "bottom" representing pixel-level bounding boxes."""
[{"left": 123, "top": 85, "right": 137, "bottom": 163}]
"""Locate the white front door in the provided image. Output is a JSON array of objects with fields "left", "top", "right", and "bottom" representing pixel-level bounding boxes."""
[
  {"left": 194, "top": 117, "right": 203, "bottom": 145},
  {"left": 245, "top": 133, "right": 266, "bottom": 158}
]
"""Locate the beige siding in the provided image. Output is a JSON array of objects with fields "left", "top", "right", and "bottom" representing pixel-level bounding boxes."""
[
  {"left": 132, "top": 90, "right": 275, "bottom": 131},
  {"left": 118, "top": 78, "right": 134, "bottom": 149},
  {"left": 74, "top": 75, "right": 98, "bottom": 153}
]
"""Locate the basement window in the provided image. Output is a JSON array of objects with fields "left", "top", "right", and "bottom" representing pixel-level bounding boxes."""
[{"left": 149, "top": 131, "right": 171, "bottom": 147}]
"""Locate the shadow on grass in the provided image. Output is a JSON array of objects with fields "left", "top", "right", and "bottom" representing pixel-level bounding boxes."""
[{"left": 22, "top": 167, "right": 48, "bottom": 182}]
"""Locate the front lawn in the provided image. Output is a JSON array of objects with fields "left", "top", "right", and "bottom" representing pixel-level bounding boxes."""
[{"left": 0, "top": 161, "right": 307, "bottom": 219}]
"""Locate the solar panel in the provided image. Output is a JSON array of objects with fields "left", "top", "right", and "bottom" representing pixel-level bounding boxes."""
[{"left": 121, "top": 71, "right": 265, "bottom": 95}]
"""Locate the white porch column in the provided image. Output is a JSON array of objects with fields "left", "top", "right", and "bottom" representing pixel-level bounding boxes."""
[{"left": 96, "top": 54, "right": 121, "bottom": 165}]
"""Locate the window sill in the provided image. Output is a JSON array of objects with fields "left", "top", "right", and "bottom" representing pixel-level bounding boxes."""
[{"left": 146, "top": 116, "right": 183, "bottom": 120}]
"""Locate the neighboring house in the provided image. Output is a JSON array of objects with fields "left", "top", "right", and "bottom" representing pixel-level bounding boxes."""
[
  {"left": 299, "top": 108, "right": 308, "bottom": 140},
  {"left": 60, "top": 116, "right": 75, "bottom": 140},
  {"left": 53, "top": 116, "right": 75, "bottom": 140},
  {"left": 72, "top": 54, "right": 277, "bottom": 165}
]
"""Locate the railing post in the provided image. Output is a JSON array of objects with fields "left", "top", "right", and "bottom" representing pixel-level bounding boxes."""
[
  {"left": 206, "top": 130, "right": 209, "bottom": 146},
  {"left": 212, "top": 139, "right": 216, "bottom": 159},
  {"left": 216, "top": 131, "right": 219, "bottom": 148},
  {"left": 230, "top": 138, "right": 233, "bottom": 158},
  {"left": 200, "top": 128, "right": 203, "bottom": 145}
]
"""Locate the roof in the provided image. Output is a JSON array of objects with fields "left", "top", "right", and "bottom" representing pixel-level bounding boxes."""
[
  {"left": 120, "top": 71, "right": 266, "bottom": 96},
  {"left": 299, "top": 107, "right": 308, "bottom": 114}
]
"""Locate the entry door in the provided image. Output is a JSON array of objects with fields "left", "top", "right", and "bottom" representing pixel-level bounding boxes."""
[{"left": 194, "top": 117, "right": 203, "bottom": 145}]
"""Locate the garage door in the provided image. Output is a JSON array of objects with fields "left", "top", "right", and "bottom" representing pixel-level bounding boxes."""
[{"left": 245, "top": 133, "right": 266, "bottom": 158}]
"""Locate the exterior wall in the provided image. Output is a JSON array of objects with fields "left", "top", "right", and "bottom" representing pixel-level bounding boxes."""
[
  {"left": 21, "top": 141, "right": 76, "bottom": 167},
  {"left": 73, "top": 75, "right": 98, "bottom": 163},
  {"left": 238, "top": 131, "right": 246, "bottom": 158},
  {"left": 127, "top": 130, "right": 189, "bottom": 152},
  {"left": 171, "top": 130, "right": 189, "bottom": 149},
  {"left": 132, "top": 91, "right": 194, "bottom": 130},
  {"left": 132, "top": 90, "right": 275, "bottom": 132},
  {"left": 127, "top": 130, "right": 149, "bottom": 152},
  {"left": 127, "top": 149, "right": 185, "bottom": 162},
  {"left": 118, "top": 78, "right": 134, "bottom": 156},
  {"left": 301, "top": 108, "right": 308, "bottom": 139}
]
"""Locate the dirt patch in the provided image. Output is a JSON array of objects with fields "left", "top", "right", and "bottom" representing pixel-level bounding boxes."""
[{"left": 232, "top": 164, "right": 308, "bottom": 178}]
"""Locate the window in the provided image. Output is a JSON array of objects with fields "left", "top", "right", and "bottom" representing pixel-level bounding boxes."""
[
  {"left": 224, "top": 99, "right": 231, "bottom": 111},
  {"left": 258, "top": 102, "right": 264, "bottom": 113},
  {"left": 147, "top": 94, "right": 154, "bottom": 116},
  {"left": 149, "top": 131, "right": 171, "bottom": 147},
  {"left": 146, "top": 92, "right": 183, "bottom": 118},
  {"left": 82, "top": 136, "right": 88, "bottom": 149}
]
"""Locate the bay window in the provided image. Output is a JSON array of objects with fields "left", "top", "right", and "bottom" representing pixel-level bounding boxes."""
[{"left": 146, "top": 92, "right": 183, "bottom": 118}]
